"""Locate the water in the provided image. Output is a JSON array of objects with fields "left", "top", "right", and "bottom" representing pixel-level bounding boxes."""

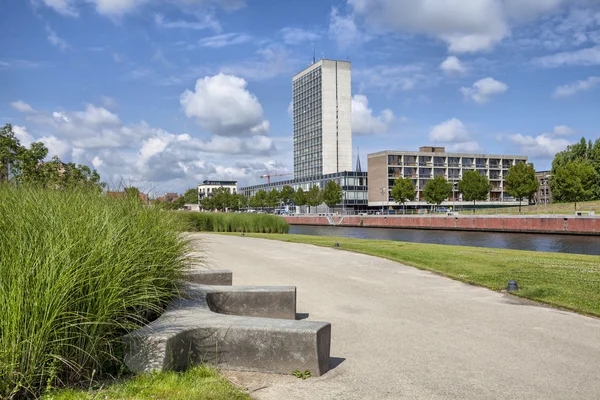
[{"left": 289, "top": 225, "right": 600, "bottom": 256}]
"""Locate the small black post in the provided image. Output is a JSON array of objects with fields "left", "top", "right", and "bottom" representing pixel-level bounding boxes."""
[
  {"left": 507, "top": 280, "right": 519, "bottom": 292},
  {"left": 334, "top": 242, "right": 340, "bottom": 248}
]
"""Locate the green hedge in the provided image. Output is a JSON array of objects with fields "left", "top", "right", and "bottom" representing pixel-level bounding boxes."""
[
  {"left": 0, "top": 187, "right": 189, "bottom": 399},
  {"left": 177, "top": 212, "right": 289, "bottom": 234}
]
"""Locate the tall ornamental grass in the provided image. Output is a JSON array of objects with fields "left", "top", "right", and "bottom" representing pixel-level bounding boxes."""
[
  {"left": 0, "top": 187, "right": 190, "bottom": 399},
  {"left": 178, "top": 212, "right": 289, "bottom": 233}
]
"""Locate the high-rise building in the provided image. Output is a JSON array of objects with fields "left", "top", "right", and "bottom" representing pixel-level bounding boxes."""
[{"left": 292, "top": 59, "right": 352, "bottom": 179}]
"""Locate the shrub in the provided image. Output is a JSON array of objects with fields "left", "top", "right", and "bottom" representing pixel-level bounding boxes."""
[
  {"left": 0, "top": 186, "right": 190, "bottom": 398},
  {"left": 176, "top": 212, "right": 289, "bottom": 234}
]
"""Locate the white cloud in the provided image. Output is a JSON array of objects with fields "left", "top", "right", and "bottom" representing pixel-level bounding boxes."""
[
  {"left": 197, "top": 33, "right": 253, "bottom": 48},
  {"left": 428, "top": 118, "right": 484, "bottom": 152},
  {"left": 508, "top": 133, "right": 570, "bottom": 158},
  {"left": 101, "top": 96, "right": 117, "bottom": 109},
  {"left": 92, "top": 155, "right": 104, "bottom": 169},
  {"left": 329, "top": 7, "right": 370, "bottom": 49},
  {"left": 39, "top": 0, "right": 79, "bottom": 16},
  {"left": 280, "top": 27, "right": 320, "bottom": 45},
  {"left": 354, "top": 63, "right": 430, "bottom": 92},
  {"left": 345, "top": 0, "right": 571, "bottom": 53},
  {"left": 429, "top": 118, "right": 470, "bottom": 142},
  {"left": 219, "top": 44, "right": 295, "bottom": 81},
  {"left": 536, "top": 45, "right": 600, "bottom": 67},
  {"left": 13, "top": 125, "right": 35, "bottom": 147},
  {"left": 180, "top": 73, "right": 270, "bottom": 136},
  {"left": 11, "top": 100, "right": 36, "bottom": 113},
  {"left": 552, "top": 125, "right": 575, "bottom": 136},
  {"left": 439, "top": 56, "right": 467, "bottom": 75},
  {"left": 460, "top": 77, "right": 508, "bottom": 103},
  {"left": 553, "top": 76, "right": 600, "bottom": 97},
  {"left": 351, "top": 95, "right": 395, "bottom": 135},
  {"left": 46, "top": 25, "right": 69, "bottom": 51},
  {"left": 154, "top": 13, "right": 221, "bottom": 32}
]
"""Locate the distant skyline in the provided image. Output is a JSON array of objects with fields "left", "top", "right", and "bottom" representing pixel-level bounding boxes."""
[{"left": 2, "top": 0, "right": 599, "bottom": 194}]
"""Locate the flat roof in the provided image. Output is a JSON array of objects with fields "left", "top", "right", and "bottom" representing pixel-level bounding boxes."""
[
  {"left": 367, "top": 150, "right": 528, "bottom": 159},
  {"left": 199, "top": 180, "right": 237, "bottom": 186},
  {"left": 293, "top": 59, "right": 351, "bottom": 80}
]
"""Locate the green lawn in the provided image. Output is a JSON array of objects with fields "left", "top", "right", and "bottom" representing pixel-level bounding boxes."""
[
  {"left": 229, "top": 233, "right": 600, "bottom": 317},
  {"left": 43, "top": 366, "right": 250, "bottom": 400},
  {"left": 472, "top": 200, "right": 600, "bottom": 215}
]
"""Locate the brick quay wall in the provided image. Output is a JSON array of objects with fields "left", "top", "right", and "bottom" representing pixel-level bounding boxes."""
[{"left": 282, "top": 215, "right": 600, "bottom": 236}]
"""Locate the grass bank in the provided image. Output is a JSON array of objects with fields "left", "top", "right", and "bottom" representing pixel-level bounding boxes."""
[
  {"left": 178, "top": 212, "right": 289, "bottom": 233},
  {"left": 229, "top": 233, "right": 600, "bottom": 317},
  {"left": 43, "top": 365, "right": 250, "bottom": 400},
  {"left": 472, "top": 200, "right": 600, "bottom": 215},
  {"left": 0, "top": 187, "right": 190, "bottom": 398}
]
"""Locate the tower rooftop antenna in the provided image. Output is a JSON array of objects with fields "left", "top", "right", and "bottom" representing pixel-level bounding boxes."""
[{"left": 312, "top": 43, "right": 315, "bottom": 64}]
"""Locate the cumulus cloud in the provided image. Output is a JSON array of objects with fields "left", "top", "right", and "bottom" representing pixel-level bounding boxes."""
[
  {"left": 508, "top": 133, "right": 570, "bottom": 158},
  {"left": 342, "top": 0, "right": 570, "bottom": 53},
  {"left": 552, "top": 125, "right": 575, "bottom": 136},
  {"left": 351, "top": 95, "right": 395, "bottom": 135},
  {"left": 553, "top": 76, "right": 600, "bottom": 97},
  {"left": 11, "top": 100, "right": 36, "bottom": 113},
  {"left": 439, "top": 56, "right": 467, "bottom": 75},
  {"left": 429, "top": 118, "right": 484, "bottom": 152},
  {"left": 180, "top": 74, "right": 270, "bottom": 136},
  {"left": 12, "top": 100, "right": 281, "bottom": 192},
  {"left": 460, "top": 77, "right": 508, "bottom": 103}
]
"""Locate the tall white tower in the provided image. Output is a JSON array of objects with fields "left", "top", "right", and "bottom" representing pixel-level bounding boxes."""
[{"left": 292, "top": 59, "right": 352, "bottom": 179}]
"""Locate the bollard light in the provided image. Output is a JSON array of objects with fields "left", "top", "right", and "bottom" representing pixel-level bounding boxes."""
[
  {"left": 507, "top": 280, "right": 519, "bottom": 292},
  {"left": 241, "top": 232, "right": 245, "bottom": 237},
  {"left": 334, "top": 242, "right": 340, "bottom": 248}
]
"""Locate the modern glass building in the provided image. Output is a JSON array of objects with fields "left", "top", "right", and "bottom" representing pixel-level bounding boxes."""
[{"left": 293, "top": 59, "right": 352, "bottom": 179}]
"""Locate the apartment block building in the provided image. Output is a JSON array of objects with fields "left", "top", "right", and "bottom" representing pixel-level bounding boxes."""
[
  {"left": 292, "top": 59, "right": 352, "bottom": 179},
  {"left": 198, "top": 180, "right": 238, "bottom": 202},
  {"left": 534, "top": 171, "right": 552, "bottom": 204},
  {"left": 367, "top": 147, "right": 528, "bottom": 207}
]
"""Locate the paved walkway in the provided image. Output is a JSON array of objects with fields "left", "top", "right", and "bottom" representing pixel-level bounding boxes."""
[{"left": 191, "top": 234, "right": 600, "bottom": 400}]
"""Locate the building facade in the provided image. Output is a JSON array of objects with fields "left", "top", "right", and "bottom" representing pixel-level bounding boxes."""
[
  {"left": 293, "top": 59, "right": 352, "bottom": 179},
  {"left": 198, "top": 180, "right": 238, "bottom": 202},
  {"left": 239, "top": 171, "right": 368, "bottom": 209},
  {"left": 367, "top": 147, "right": 528, "bottom": 207},
  {"left": 534, "top": 171, "right": 552, "bottom": 205}
]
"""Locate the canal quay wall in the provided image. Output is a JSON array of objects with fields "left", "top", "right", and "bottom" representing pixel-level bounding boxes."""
[{"left": 282, "top": 215, "right": 600, "bottom": 236}]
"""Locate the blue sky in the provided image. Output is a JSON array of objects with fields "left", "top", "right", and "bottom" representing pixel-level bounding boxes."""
[{"left": 1, "top": 0, "right": 599, "bottom": 194}]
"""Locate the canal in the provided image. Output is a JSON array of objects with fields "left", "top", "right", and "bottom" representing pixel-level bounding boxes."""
[{"left": 289, "top": 225, "right": 600, "bottom": 256}]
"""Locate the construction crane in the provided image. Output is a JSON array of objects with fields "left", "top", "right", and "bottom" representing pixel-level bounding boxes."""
[{"left": 260, "top": 172, "right": 293, "bottom": 184}]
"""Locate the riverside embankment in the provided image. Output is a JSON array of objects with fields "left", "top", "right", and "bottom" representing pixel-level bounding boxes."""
[{"left": 283, "top": 214, "right": 600, "bottom": 235}]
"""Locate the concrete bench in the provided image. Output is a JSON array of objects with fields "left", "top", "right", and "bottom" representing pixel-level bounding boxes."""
[
  {"left": 123, "top": 270, "right": 331, "bottom": 376},
  {"left": 575, "top": 211, "right": 595, "bottom": 216}
]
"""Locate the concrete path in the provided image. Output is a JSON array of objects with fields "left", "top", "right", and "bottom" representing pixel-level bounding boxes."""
[{"left": 191, "top": 234, "right": 600, "bottom": 400}]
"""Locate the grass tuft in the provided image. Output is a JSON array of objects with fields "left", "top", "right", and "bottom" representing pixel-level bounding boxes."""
[
  {"left": 42, "top": 365, "right": 250, "bottom": 400},
  {"left": 177, "top": 212, "right": 289, "bottom": 234},
  {"left": 0, "top": 186, "right": 190, "bottom": 399}
]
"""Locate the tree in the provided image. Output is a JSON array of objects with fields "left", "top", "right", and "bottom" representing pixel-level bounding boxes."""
[
  {"left": 320, "top": 180, "right": 343, "bottom": 209},
  {"left": 505, "top": 162, "right": 539, "bottom": 213},
  {"left": 293, "top": 188, "right": 306, "bottom": 206},
  {"left": 280, "top": 185, "right": 295, "bottom": 206},
  {"left": 182, "top": 188, "right": 199, "bottom": 204},
  {"left": 230, "top": 193, "right": 248, "bottom": 211},
  {"left": 552, "top": 136, "right": 600, "bottom": 200},
  {"left": 423, "top": 176, "right": 452, "bottom": 210},
  {"left": 200, "top": 196, "right": 214, "bottom": 211},
  {"left": 551, "top": 161, "right": 597, "bottom": 211},
  {"left": 306, "top": 185, "right": 321, "bottom": 207},
  {"left": 458, "top": 170, "right": 492, "bottom": 211},
  {"left": 265, "top": 189, "right": 280, "bottom": 208},
  {"left": 212, "top": 187, "right": 233, "bottom": 211},
  {"left": 0, "top": 123, "right": 23, "bottom": 183},
  {"left": 390, "top": 177, "right": 415, "bottom": 214},
  {"left": 250, "top": 189, "right": 267, "bottom": 209}
]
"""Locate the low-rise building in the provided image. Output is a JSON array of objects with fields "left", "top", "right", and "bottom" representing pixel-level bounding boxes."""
[
  {"left": 198, "top": 180, "right": 238, "bottom": 202},
  {"left": 367, "top": 147, "right": 528, "bottom": 207}
]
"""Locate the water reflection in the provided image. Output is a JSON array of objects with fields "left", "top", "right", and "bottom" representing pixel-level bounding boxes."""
[{"left": 289, "top": 225, "right": 600, "bottom": 256}]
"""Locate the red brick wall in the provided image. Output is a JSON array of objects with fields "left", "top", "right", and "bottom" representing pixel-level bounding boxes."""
[{"left": 282, "top": 215, "right": 600, "bottom": 235}]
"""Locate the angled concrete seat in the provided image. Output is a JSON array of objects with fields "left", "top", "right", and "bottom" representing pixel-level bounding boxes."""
[{"left": 123, "top": 271, "right": 331, "bottom": 376}]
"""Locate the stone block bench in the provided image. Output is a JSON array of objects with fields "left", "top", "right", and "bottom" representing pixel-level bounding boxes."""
[{"left": 123, "top": 269, "right": 331, "bottom": 376}]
